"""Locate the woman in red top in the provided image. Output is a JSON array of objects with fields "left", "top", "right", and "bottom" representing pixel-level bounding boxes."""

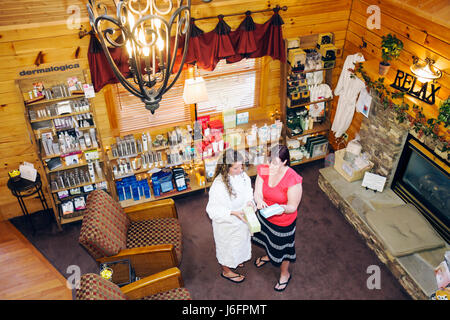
[{"left": 252, "top": 144, "right": 303, "bottom": 291}]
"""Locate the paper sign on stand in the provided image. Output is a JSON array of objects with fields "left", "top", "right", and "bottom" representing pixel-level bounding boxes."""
[
  {"left": 19, "top": 162, "right": 37, "bottom": 182},
  {"left": 361, "top": 172, "right": 386, "bottom": 192}
]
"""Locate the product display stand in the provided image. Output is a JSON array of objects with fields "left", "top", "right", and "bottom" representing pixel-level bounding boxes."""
[
  {"left": 280, "top": 33, "right": 337, "bottom": 166},
  {"left": 16, "top": 69, "right": 113, "bottom": 230}
]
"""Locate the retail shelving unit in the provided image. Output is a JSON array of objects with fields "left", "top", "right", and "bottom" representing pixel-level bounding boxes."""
[
  {"left": 280, "top": 33, "right": 337, "bottom": 165},
  {"left": 16, "top": 69, "right": 113, "bottom": 229}
]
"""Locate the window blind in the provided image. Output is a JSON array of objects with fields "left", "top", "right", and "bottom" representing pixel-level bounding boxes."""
[
  {"left": 114, "top": 58, "right": 261, "bottom": 134},
  {"left": 115, "top": 72, "right": 190, "bottom": 133},
  {"left": 196, "top": 58, "right": 261, "bottom": 115}
]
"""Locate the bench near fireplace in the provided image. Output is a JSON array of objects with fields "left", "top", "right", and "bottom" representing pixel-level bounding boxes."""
[{"left": 318, "top": 166, "right": 448, "bottom": 300}]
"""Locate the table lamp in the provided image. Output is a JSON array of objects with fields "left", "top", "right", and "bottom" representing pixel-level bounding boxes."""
[{"left": 183, "top": 76, "right": 208, "bottom": 121}]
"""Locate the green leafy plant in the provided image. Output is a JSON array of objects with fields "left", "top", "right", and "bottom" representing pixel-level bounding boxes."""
[
  {"left": 381, "top": 34, "right": 404, "bottom": 66},
  {"left": 438, "top": 98, "right": 450, "bottom": 128}
]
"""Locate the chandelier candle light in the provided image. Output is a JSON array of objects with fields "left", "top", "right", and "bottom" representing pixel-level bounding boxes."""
[{"left": 87, "top": 0, "right": 212, "bottom": 114}]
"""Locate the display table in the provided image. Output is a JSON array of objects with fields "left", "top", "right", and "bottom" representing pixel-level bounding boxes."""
[{"left": 7, "top": 173, "right": 51, "bottom": 234}]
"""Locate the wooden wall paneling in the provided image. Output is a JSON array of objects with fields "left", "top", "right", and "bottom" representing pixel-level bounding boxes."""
[
  {"left": 346, "top": 7, "right": 450, "bottom": 103},
  {"left": 349, "top": 2, "right": 450, "bottom": 76},
  {"left": 0, "top": 1, "right": 351, "bottom": 220},
  {"left": 353, "top": 0, "right": 450, "bottom": 44},
  {"left": 330, "top": 0, "right": 450, "bottom": 152}
]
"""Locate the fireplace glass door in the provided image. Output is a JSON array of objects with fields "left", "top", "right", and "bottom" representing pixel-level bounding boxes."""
[{"left": 392, "top": 134, "right": 449, "bottom": 243}]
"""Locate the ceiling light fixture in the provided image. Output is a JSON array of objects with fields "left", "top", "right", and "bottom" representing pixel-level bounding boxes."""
[{"left": 87, "top": 0, "right": 212, "bottom": 114}]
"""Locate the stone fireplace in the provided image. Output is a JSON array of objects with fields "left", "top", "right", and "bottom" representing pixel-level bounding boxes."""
[
  {"left": 318, "top": 89, "right": 449, "bottom": 300},
  {"left": 357, "top": 91, "right": 409, "bottom": 188},
  {"left": 358, "top": 91, "right": 449, "bottom": 242}
]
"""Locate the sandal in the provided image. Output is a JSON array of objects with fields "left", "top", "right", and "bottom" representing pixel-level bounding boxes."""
[
  {"left": 221, "top": 272, "right": 245, "bottom": 283},
  {"left": 254, "top": 256, "right": 270, "bottom": 268},
  {"left": 274, "top": 275, "right": 292, "bottom": 292}
]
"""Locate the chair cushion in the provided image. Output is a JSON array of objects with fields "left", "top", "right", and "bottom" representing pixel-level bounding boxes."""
[
  {"left": 79, "top": 190, "right": 130, "bottom": 259},
  {"left": 366, "top": 203, "right": 445, "bottom": 257},
  {"left": 126, "top": 218, "right": 182, "bottom": 263},
  {"left": 75, "top": 273, "right": 128, "bottom": 300},
  {"left": 142, "top": 287, "right": 192, "bottom": 300}
]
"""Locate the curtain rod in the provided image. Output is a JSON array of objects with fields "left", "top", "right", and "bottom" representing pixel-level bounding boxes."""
[{"left": 193, "top": 5, "right": 287, "bottom": 21}]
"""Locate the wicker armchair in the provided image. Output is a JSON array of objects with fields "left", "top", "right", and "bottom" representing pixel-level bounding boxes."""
[
  {"left": 79, "top": 190, "right": 182, "bottom": 277},
  {"left": 75, "top": 267, "right": 192, "bottom": 300}
]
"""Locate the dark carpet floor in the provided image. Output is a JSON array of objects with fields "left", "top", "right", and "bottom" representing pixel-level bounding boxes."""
[{"left": 10, "top": 161, "right": 410, "bottom": 300}]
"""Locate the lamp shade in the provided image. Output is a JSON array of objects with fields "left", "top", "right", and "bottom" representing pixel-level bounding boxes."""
[
  {"left": 410, "top": 57, "right": 442, "bottom": 81},
  {"left": 183, "top": 77, "right": 209, "bottom": 104}
]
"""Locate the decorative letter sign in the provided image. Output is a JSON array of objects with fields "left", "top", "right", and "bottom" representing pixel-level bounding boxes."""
[{"left": 390, "top": 69, "right": 440, "bottom": 105}]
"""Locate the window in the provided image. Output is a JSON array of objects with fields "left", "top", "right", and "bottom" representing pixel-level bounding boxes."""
[
  {"left": 114, "top": 72, "right": 190, "bottom": 134},
  {"left": 196, "top": 58, "right": 261, "bottom": 115},
  {"left": 114, "top": 57, "right": 261, "bottom": 134}
]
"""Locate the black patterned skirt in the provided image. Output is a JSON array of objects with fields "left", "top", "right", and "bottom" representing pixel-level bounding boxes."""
[{"left": 251, "top": 211, "right": 297, "bottom": 267}]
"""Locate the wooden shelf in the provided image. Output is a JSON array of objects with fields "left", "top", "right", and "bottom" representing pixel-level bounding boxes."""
[
  {"left": 286, "top": 120, "right": 330, "bottom": 139},
  {"left": 25, "top": 94, "right": 85, "bottom": 107},
  {"left": 60, "top": 212, "right": 85, "bottom": 224},
  {"left": 286, "top": 98, "right": 332, "bottom": 109},
  {"left": 45, "top": 158, "right": 103, "bottom": 173},
  {"left": 30, "top": 110, "right": 91, "bottom": 123},
  {"left": 291, "top": 153, "right": 328, "bottom": 166},
  {"left": 51, "top": 178, "right": 106, "bottom": 194},
  {"left": 288, "top": 66, "right": 334, "bottom": 74}
]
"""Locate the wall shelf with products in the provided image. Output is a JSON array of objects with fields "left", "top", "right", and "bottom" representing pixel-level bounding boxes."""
[
  {"left": 280, "top": 33, "right": 338, "bottom": 165},
  {"left": 106, "top": 118, "right": 283, "bottom": 208},
  {"left": 16, "top": 69, "right": 113, "bottom": 229}
]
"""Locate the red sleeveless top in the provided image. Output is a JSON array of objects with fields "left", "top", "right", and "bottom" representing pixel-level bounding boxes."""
[{"left": 257, "top": 164, "right": 303, "bottom": 226}]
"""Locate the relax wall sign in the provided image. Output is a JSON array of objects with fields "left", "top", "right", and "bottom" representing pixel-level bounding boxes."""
[{"left": 390, "top": 70, "right": 440, "bottom": 105}]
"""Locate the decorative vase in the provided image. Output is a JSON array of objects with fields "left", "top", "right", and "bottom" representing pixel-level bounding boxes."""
[{"left": 379, "top": 62, "right": 390, "bottom": 76}]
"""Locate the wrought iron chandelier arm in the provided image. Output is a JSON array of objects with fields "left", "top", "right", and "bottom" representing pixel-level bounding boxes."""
[{"left": 160, "top": 4, "right": 191, "bottom": 95}]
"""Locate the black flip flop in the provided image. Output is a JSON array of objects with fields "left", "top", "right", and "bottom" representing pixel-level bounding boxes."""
[
  {"left": 221, "top": 273, "right": 245, "bottom": 283},
  {"left": 254, "top": 256, "right": 270, "bottom": 268},
  {"left": 274, "top": 275, "right": 292, "bottom": 292}
]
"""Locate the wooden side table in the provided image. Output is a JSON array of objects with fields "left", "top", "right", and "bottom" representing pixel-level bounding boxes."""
[{"left": 100, "top": 259, "right": 137, "bottom": 287}]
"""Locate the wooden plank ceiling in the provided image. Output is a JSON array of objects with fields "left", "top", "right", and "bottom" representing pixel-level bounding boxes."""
[{"left": 1, "top": 0, "right": 449, "bottom": 29}]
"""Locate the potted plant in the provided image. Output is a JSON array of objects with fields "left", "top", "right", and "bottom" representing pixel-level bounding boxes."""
[{"left": 379, "top": 33, "right": 403, "bottom": 75}]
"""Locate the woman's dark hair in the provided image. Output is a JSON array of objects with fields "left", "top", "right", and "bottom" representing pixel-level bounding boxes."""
[{"left": 268, "top": 144, "right": 290, "bottom": 166}]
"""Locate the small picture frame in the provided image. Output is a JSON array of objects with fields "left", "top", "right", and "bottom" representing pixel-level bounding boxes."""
[{"left": 311, "top": 140, "right": 329, "bottom": 158}]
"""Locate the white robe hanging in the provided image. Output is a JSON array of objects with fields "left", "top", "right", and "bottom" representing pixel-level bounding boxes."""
[
  {"left": 206, "top": 172, "right": 253, "bottom": 268},
  {"left": 331, "top": 53, "right": 366, "bottom": 138}
]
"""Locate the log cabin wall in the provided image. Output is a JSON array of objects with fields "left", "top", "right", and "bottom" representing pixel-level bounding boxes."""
[
  {"left": 0, "top": 0, "right": 352, "bottom": 220},
  {"left": 330, "top": 0, "right": 450, "bottom": 150},
  {"left": 13, "top": 1, "right": 447, "bottom": 220}
]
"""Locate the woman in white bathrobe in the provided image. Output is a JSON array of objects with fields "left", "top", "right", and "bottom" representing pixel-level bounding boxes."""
[{"left": 206, "top": 149, "right": 255, "bottom": 283}]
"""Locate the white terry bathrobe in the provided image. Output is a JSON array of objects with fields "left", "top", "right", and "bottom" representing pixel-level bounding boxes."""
[
  {"left": 331, "top": 53, "right": 366, "bottom": 138},
  {"left": 206, "top": 173, "right": 253, "bottom": 269}
]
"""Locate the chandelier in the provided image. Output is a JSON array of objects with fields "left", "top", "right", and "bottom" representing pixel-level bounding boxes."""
[{"left": 87, "top": 0, "right": 211, "bottom": 114}]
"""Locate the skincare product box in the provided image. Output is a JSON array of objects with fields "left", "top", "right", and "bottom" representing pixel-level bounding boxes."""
[
  {"left": 259, "top": 204, "right": 284, "bottom": 219},
  {"left": 243, "top": 206, "right": 261, "bottom": 234}
]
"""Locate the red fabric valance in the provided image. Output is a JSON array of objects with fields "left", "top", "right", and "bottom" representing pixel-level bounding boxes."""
[
  {"left": 88, "top": 8, "right": 285, "bottom": 92},
  {"left": 184, "top": 8, "right": 286, "bottom": 70}
]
